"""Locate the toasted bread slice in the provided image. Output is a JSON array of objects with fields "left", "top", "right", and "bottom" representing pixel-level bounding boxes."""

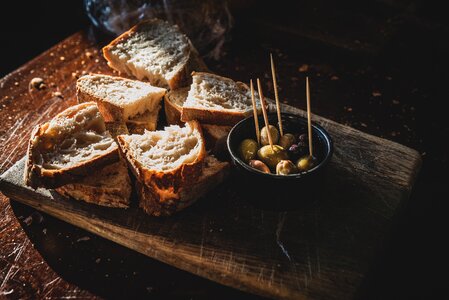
[
  {"left": 25, "top": 102, "right": 119, "bottom": 188},
  {"left": 55, "top": 160, "right": 132, "bottom": 208},
  {"left": 102, "top": 19, "right": 208, "bottom": 89},
  {"left": 117, "top": 120, "right": 206, "bottom": 192},
  {"left": 136, "top": 156, "right": 229, "bottom": 216},
  {"left": 181, "top": 72, "right": 260, "bottom": 126},
  {"left": 77, "top": 74, "right": 166, "bottom": 132}
]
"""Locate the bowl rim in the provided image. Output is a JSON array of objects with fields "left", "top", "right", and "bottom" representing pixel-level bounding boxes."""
[{"left": 227, "top": 112, "right": 334, "bottom": 179}]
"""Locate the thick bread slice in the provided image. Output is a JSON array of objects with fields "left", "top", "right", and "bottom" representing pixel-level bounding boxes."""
[
  {"left": 117, "top": 120, "right": 206, "bottom": 191},
  {"left": 25, "top": 102, "right": 119, "bottom": 188},
  {"left": 181, "top": 72, "right": 260, "bottom": 126},
  {"left": 164, "top": 87, "right": 231, "bottom": 151},
  {"left": 77, "top": 74, "right": 166, "bottom": 125},
  {"left": 55, "top": 160, "right": 132, "bottom": 208},
  {"left": 137, "top": 156, "right": 229, "bottom": 216},
  {"left": 102, "top": 19, "right": 208, "bottom": 89}
]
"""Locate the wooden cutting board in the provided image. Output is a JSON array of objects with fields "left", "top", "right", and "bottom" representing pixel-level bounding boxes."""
[{"left": 0, "top": 32, "right": 421, "bottom": 300}]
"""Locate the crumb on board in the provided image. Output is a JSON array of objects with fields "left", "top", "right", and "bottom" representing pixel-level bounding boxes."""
[
  {"left": 52, "top": 92, "right": 63, "bottom": 98},
  {"left": 29, "top": 77, "right": 46, "bottom": 90}
]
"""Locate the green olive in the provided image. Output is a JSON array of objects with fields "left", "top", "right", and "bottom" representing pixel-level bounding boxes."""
[
  {"left": 238, "top": 139, "right": 258, "bottom": 163},
  {"left": 278, "top": 133, "right": 296, "bottom": 150},
  {"left": 276, "top": 160, "right": 298, "bottom": 175},
  {"left": 249, "top": 160, "right": 271, "bottom": 174},
  {"left": 257, "top": 145, "right": 288, "bottom": 169},
  {"left": 296, "top": 155, "right": 318, "bottom": 172},
  {"left": 260, "top": 125, "right": 279, "bottom": 146}
]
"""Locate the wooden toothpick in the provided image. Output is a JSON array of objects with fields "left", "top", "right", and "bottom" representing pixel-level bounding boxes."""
[
  {"left": 250, "top": 79, "right": 260, "bottom": 146},
  {"left": 270, "top": 53, "right": 283, "bottom": 136},
  {"left": 257, "top": 78, "right": 273, "bottom": 148},
  {"left": 306, "top": 76, "right": 313, "bottom": 157}
]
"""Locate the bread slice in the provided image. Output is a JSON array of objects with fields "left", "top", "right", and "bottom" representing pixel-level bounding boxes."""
[
  {"left": 164, "top": 87, "right": 231, "bottom": 151},
  {"left": 25, "top": 102, "right": 119, "bottom": 188},
  {"left": 77, "top": 74, "right": 166, "bottom": 132},
  {"left": 181, "top": 72, "right": 260, "bottom": 126},
  {"left": 117, "top": 120, "right": 206, "bottom": 191},
  {"left": 136, "top": 155, "right": 229, "bottom": 216},
  {"left": 102, "top": 19, "right": 208, "bottom": 90},
  {"left": 55, "top": 160, "right": 132, "bottom": 208}
]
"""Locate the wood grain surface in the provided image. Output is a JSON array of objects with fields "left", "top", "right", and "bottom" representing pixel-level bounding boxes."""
[
  {"left": 0, "top": 31, "right": 422, "bottom": 300},
  {"left": 0, "top": 33, "right": 421, "bottom": 299}
]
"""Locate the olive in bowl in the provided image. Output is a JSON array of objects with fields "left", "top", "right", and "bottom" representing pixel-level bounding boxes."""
[{"left": 227, "top": 113, "right": 333, "bottom": 209}]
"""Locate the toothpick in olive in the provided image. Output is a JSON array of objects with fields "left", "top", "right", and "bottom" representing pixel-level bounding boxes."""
[
  {"left": 257, "top": 144, "right": 288, "bottom": 169},
  {"left": 278, "top": 133, "right": 296, "bottom": 149},
  {"left": 260, "top": 125, "right": 279, "bottom": 145}
]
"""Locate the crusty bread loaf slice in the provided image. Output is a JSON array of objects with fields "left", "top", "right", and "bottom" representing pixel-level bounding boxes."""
[
  {"left": 77, "top": 74, "right": 166, "bottom": 132},
  {"left": 136, "top": 155, "right": 229, "bottom": 216},
  {"left": 164, "top": 87, "right": 231, "bottom": 151},
  {"left": 117, "top": 120, "right": 206, "bottom": 191},
  {"left": 55, "top": 160, "right": 132, "bottom": 208},
  {"left": 181, "top": 72, "right": 260, "bottom": 126},
  {"left": 102, "top": 19, "right": 208, "bottom": 90},
  {"left": 25, "top": 102, "right": 119, "bottom": 188}
]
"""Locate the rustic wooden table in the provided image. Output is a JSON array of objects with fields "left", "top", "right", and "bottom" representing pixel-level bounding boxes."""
[{"left": 1, "top": 1, "right": 448, "bottom": 299}]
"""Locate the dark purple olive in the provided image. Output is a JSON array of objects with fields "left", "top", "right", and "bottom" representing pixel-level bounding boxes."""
[
  {"left": 288, "top": 143, "right": 299, "bottom": 154},
  {"left": 297, "top": 140, "right": 308, "bottom": 155}
]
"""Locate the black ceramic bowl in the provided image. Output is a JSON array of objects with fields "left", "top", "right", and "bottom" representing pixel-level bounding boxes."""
[{"left": 227, "top": 113, "right": 333, "bottom": 209}]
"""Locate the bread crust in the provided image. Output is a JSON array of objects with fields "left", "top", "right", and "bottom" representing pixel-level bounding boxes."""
[
  {"left": 55, "top": 161, "right": 132, "bottom": 208},
  {"left": 77, "top": 86, "right": 125, "bottom": 122},
  {"left": 137, "top": 157, "right": 229, "bottom": 216},
  {"left": 181, "top": 107, "right": 250, "bottom": 126},
  {"left": 102, "top": 19, "right": 208, "bottom": 90},
  {"left": 117, "top": 120, "right": 207, "bottom": 193},
  {"left": 164, "top": 87, "right": 189, "bottom": 126}
]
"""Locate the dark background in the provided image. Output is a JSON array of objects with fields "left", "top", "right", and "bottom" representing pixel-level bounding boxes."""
[{"left": 1, "top": 0, "right": 448, "bottom": 299}]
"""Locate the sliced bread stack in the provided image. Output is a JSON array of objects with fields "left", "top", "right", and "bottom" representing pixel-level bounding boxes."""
[
  {"left": 103, "top": 19, "right": 208, "bottom": 90},
  {"left": 77, "top": 74, "right": 166, "bottom": 133},
  {"left": 117, "top": 121, "right": 228, "bottom": 216},
  {"left": 25, "top": 102, "right": 132, "bottom": 207}
]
